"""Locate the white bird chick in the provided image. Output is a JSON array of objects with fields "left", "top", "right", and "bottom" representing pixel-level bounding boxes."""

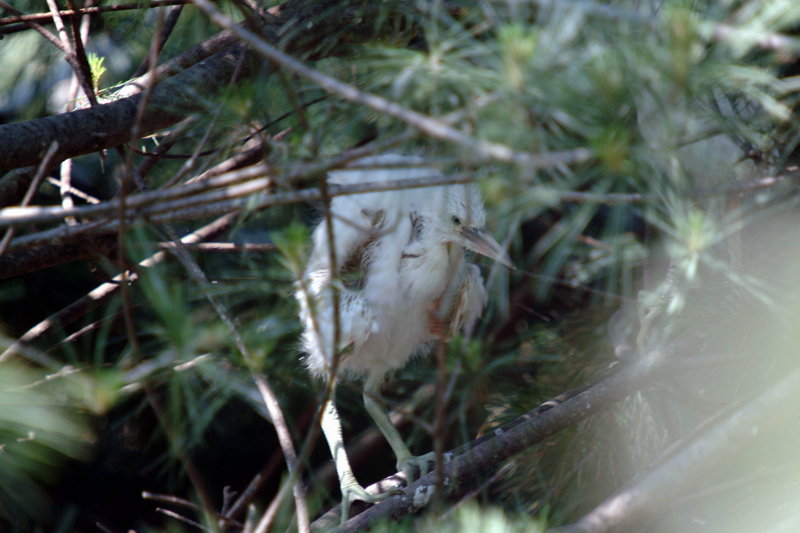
[{"left": 295, "top": 155, "right": 512, "bottom": 520}]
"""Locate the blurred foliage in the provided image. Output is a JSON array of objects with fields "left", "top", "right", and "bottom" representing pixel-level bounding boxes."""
[
  {"left": 0, "top": 361, "right": 89, "bottom": 529},
  {"left": 1, "top": 0, "right": 800, "bottom": 531}
]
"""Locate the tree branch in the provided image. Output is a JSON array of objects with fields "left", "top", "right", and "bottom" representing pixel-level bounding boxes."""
[
  {"left": 0, "top": 235, "right": 117, "bottom": 280},
  {"left": 311, "top": 354, "right": 668, "bottom": 531},
  {"left": 0, "top": 1, "right": 189, "bottom": 35},
  {"left": 0, "top": 43, "right": 250, "bottom": 172},
  {"left": 0, "top": 0, "right": 395, "bottom": 172}
]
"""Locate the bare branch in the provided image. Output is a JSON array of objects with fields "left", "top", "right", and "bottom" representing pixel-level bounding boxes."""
[
  {"left": 142, "top": 491, "right": 201, "bottom": 511},
  {"left": 0, "top": 1, "right": 189, "bottom": 35},
  {"left": 157, "top": 242, "right": 276, "bottom": 252},
  {"left": 156, "top": 507, "right": 210, "bottom": 531}
]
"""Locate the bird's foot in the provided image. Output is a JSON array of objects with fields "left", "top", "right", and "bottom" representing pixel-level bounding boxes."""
[
  {"left": 339, "top": 480, "right": 403, "bottom": 523},
  {"left": 398, "top": 451, "right": 440, "bottom": 483}
]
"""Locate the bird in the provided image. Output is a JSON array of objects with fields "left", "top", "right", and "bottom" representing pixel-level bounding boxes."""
[{"left": 294, "top": 154, "right": 513, "bottom": 520}]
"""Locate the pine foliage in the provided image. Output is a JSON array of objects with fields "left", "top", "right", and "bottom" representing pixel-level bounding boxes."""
[{"left": 0, "top": 0, "right": 800, "bottom": 531}]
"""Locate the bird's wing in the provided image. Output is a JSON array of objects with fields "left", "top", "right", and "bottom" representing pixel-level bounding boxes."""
[
  {"left": 305, "top": 197, "right": 376, "bottom": 277},
  {"left": 297, "top": 276, "right": 379, "bottom": 375},
  {"left": 449, "top": 263, "right": 488, "bottom": 338}
]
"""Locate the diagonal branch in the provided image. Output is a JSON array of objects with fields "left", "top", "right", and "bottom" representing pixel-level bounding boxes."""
[
  {"left": 0, "top": 44, "right": 250, "bottom": 172},
  {"left": 0, "top": 0, "right": 395, "bottom": 172},
  {"left": 311, "top": 354, "right": 668, "bottom": 531}
]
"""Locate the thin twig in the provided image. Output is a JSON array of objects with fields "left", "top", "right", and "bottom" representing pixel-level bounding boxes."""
[
  {"left": 225, "top": 454, "right": 283, "bottom": 521},
  {"left": 45, "top": 0, "right": 98, "bottom": 107},
  {"left": 0, "top": 0, "right": 70, "bottom": 52},
  {"left": 113, "top": 4, "right": 172, "bottom": 369},
  {"left": 57, "top": 0, "right": 93, "bottom": 226},
  {"left": 156, "top": 507, "right": 211, "bottom": 531},
  {"left": 132, "top": 3, "right": 185, "bottom": 77},
  {"left": 158, "top": 241, "right": 276, "bottom": 252},
  {"left": 45, "top": 0, "right": 71, "bottom": 52},
  {"left": 0, "top": 0, "right": 188, "bottom": 31},
  {"left": 161, "top": 228, "right": 311, "bottom": 533},
  {"left": 65, "top": 0, "right": 98, "bottom": 106},
  {"left": 142, "top": 491, "right": 201, "bottom": 511},
  {"left": 47, "top": 177, "right": 100, "bottom": 204}
]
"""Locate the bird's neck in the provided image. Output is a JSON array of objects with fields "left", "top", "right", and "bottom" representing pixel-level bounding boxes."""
[{"left": 429, "top": 242, "right": 466, "bottom": 301}]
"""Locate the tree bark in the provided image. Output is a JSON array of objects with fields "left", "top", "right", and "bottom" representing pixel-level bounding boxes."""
[
  {"left": 0, "top": 0, "right": 385, "bottom": 172},
  {"left": 0, "top": 44, "right": 250, "bottom": 172}
]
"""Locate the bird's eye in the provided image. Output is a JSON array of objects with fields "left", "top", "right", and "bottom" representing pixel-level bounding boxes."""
[{"left": 451, "top": 216, "right": 462, "bottom": 226}]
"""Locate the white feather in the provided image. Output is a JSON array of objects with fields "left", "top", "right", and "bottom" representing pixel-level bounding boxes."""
[{"left": 296, "top": 155, "right": 500, "bottom": 383}]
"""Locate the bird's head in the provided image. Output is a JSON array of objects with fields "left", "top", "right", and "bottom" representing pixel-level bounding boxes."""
[{"left": 438, "top": 184, "right": 515, "bottom": 269}]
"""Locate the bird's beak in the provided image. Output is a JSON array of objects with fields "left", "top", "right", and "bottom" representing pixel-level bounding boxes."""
[{"left": 460, "top": 227, "right": 515, "bottom": 269}]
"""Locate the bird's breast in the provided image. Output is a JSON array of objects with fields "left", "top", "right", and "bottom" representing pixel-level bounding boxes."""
[{"left": 398, "top": 249, "right": 452, "bottom": 304}]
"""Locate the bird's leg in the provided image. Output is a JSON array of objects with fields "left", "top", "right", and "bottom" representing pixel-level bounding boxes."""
[
  {"left": 363, "top": 379, "right": 436, "bottom": 484},
  {"left": 427, "top": 296, "right": 449, "bottom": 339},
  {"left": 320, "top": 391, "right": 398, "bottom": 523}
]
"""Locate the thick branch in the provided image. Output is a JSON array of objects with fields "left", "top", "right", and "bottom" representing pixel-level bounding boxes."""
[
  {"left": 0, "top": 44, "right": 250, "bottom": 171},
  {"left": 0, "top": 235, "right": 117, "bottom": 280},
  {"left": 0, "top": 0, "right": 381, "bottom": 172}
]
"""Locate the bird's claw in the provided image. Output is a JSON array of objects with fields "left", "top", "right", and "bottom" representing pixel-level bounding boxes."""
[
  {"left": 339, "top": 481, "right": 403, "bottom": 523},
  {"left": 398, "top": 451, "right": 438, "bottom": 483}
]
